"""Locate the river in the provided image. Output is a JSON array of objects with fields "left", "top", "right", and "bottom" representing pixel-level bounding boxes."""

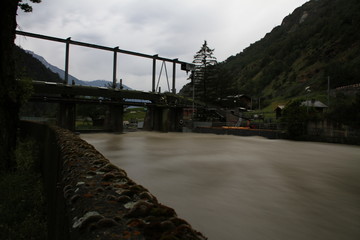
[{"left": 81, "top": 132, "right": 360, "bottom": 240}]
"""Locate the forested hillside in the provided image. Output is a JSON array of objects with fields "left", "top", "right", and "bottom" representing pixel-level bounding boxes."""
[
  {"left": 14, "top": 46, "right": 63, "bottom": 83},
  {"left": 181, "top": 0, "right": 360, "bottom": 107}
]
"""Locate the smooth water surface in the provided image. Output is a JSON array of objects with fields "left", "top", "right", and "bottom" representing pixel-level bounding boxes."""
[{"left": 82, "top": 132, "right": 360, "bottom": 240}]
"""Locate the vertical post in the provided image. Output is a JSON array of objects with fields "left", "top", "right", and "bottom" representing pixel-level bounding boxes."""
[
  {"left": 64, "top": 37, "right": 71, "bottom": 85},
  {"left": 120, "top": 79, "right": 123, "bottom": 90},
  {"left": 152, "top": 55, "right": 158, "bottom": 92},
  {"left": 58, "top": 103, "right": 76, "bottom": 131},
  {"left": 113, "top": 47, "right": 119, "bottom": 89},
  {"left": 192, "top": 70, "right": 195, "bottom": 120},
  {"left": 172, "top": 59, "right": 178, "bottom": 94},
  {"left": 327, "top": 76, "right": 330, "bottom": 107},
  {"left": 258, "top": 97, "right": 261, "bottom": 110},
  {"left": 107, "top": 105, "right": 123, "bottom": 133}
]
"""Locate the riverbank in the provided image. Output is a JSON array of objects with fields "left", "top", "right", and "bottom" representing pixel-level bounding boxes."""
[
  {"left": 18, "top": 121, "right": 206, "bottom": 240},
  {"left": 193, "top": 126, "right": 285, "bottom": 139},
  {"left": 193, "top": 126, "right": 360, "bottom": 145}
]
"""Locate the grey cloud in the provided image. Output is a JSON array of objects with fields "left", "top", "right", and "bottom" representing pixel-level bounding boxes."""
[{"left": 16, "top": 0, "right": 309, "bottom": 90}]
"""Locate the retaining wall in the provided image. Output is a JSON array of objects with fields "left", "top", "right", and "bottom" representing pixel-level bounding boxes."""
[
  {"left": 20, "top": 121, "right": 206, "bottom": 240},
  {"left": 194, "top": 126, "right": 285, "bottom": 139}
]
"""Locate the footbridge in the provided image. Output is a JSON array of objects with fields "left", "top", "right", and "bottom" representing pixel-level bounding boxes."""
[{"left": 17, "top": 31, "right": 196, "bottom": 132}]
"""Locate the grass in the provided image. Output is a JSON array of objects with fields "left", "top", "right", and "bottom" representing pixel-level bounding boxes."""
[
  {"left": 0, "top": 139, "right": 47, "bottom": 240},
  {"left": 123, "top": 107, "right": 146, "bottom": 122},
  {"left": 75, "top": 107, "right": 146, "bottom": 130}
]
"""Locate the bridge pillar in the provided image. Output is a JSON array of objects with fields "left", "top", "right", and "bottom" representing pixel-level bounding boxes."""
[
  {"left": 106, "top": 105, "right": 123, "bottom": 133},
  {"left": 168, "top": 107, "right": 183, "bottom": 132},
  {"left": 144, "top": 106, "right": 183, "bottom": 132},
  {"left": 58, "top": 102, "right": 76, "bottom": 131}
]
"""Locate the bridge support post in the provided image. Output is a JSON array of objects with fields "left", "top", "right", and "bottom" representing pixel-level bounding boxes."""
[
  {"left": 144, "top": 106, "right": 183, "bottom": 132},
  {"left": 58, "top": 102, "right": 76, "bottom": 131},
  {"left": 106, "top": 105, "right": 123, "bottom": 133},
  {"left": 168, "top": 107, "right": 183, "bottom": 132}
]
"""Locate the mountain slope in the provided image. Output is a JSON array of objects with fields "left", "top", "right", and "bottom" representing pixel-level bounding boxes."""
[
  {"left": 24, "top": 49, "right": 81, "bottom": 84},
  {"left": 15, "top": 46, "right": 131, "bottom": 89},
  {"left": 14, "top": 46, "right": 63, "bottom": 83},
  {"left": 182, "top": 0, "right": 360, "bottom": 106}
]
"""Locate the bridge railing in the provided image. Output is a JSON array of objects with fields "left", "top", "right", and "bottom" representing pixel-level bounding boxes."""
[{"left": 16, "top": 30, "right": 194, "bottom": 94}]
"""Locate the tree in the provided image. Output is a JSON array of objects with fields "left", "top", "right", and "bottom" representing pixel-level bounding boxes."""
[
  {"left": 280, "top": 99, "right": 308, "bottom": 139},
  {"left": 192, "top": 40, "right": 217, "bottom": 102},
  {"left": 0, "top": 0, "right": 41, "bottom": 171},
  {"left": 18, "top": 0, "right": 41, "bottom": 12}
]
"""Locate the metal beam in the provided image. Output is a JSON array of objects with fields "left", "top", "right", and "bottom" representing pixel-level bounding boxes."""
[
  {"left": 152, "top": 56, "right": 157, "bottom": 92},
  {"left": 113, "top": 47, "right": 119, "bottom": 88},
  {"left": 16, "top": 30, "right": 193, "bottom": 66},
  {"left": 172, "top": 59, "right": 177, "bottom": 94},
  {"left": 65, "top": 38, "right": 71, "bottom": 85}
]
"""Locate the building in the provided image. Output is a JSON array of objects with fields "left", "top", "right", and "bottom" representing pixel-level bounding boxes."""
[
  {"left": 274, "top": 105, "right": 285, "bottom": 119},
  {"left": 301, "top": 100, "right": 328, "bottom": 112}
]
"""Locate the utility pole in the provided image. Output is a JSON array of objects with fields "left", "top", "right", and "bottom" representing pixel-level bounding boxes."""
[
  {"left": 327, "top": 76, "right": 330, "bottom": 107},
  {"left": 192, "top": 71, "right": 195, "bottom": 120},
  {"left": 258, "top": 97, "right": 261, "bottom": 110}
]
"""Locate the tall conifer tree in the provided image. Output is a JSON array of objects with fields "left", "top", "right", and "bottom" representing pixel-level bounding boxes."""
[{"left": 192, "top": 41, "right": 217, "bottom": 102}]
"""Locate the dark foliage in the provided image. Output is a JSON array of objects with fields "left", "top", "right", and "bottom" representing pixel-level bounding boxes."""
[
  {"left": 326, "top": 93, "right": 360, "bottom": 128},
  {"left": 18, "top": 0, "right": 42, "bottom": 13},
  {"left": 0, "top": 139, "right": 47, "bottom": 240},
  {"left": 280, "top": 99, "right": 308, "bottom": 138},
  {"left": 14, "top": 46, "right": 63, "bottom": 83},
  {"left": 0, "top": 0, "right": 41, "bottom": 171}
]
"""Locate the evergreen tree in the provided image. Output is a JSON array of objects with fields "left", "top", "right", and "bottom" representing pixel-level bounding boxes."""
[{"left": 192, "top": 41, "right": 217, "bottom": 102}]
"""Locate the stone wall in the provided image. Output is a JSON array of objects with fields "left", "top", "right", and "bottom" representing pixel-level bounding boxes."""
[{"left": 20, "top": 121, "right": 206, "bottom": 240}]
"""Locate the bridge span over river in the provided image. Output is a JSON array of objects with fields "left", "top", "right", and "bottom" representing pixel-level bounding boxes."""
[
  {"left": 17, "top": 31, "right": 197, "bottom": 132},
  {"left": 29, "top": 80, "right": 196, "bottom": 132}
]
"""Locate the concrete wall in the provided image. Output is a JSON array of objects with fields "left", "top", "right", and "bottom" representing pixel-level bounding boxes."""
[
  {"left": 307, "top": 120, "right": 360, "bottom": 144},
  {"left": 194, "top": 126, "right": 285, "bottom": 139},
  {"left": 20, "top": 121, "right": 206, "bottom": 240}
]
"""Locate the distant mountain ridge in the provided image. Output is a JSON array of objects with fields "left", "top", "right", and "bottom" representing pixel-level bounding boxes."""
[{"left": 15, "top": 47, "right": 131, "bottom": 89}]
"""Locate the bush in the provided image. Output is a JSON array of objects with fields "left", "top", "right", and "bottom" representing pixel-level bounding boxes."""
[
  {"left": 0, "top": 139, "right": 47, "bottom": 240},
  {"left": 281, "top": 99, "right": 308, "bottom": 138}
]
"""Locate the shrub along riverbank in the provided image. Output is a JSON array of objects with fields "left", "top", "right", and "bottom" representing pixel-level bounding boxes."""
[{"left": 0, "top": 138, "right": 47, "bottom": 239}]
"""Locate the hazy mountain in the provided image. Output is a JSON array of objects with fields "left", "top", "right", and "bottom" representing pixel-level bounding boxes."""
[
  {"left": 16, "top": 47, "right": 131, "bottom": 89},
  {"left": 14, "top": 46, "right": 63, "bottom": 83},
  {"left": 25, "top": 49, "right": 81, "bottom": 84}
]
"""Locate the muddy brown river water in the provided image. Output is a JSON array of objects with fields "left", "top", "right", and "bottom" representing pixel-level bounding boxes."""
[{"left": 81, "top": 132, "right": 360, "bottom": 240}]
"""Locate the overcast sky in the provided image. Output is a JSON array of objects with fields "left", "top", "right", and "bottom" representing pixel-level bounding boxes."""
[{"left": 16, "top": 0, "right": 309, "bottom": 92}]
